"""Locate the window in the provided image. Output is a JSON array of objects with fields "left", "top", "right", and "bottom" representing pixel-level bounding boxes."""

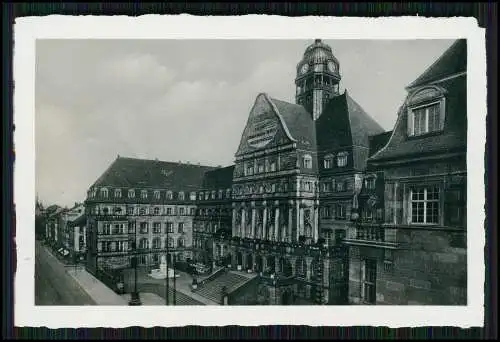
[
  {"left": 128, "top": 189, "right": 135, "bottom": 198},
  {"left": 304, "top": 181, "right": 312, "bottom": 192},
  {"left": 102, "top": 207, "right": 109, "bottom": 215},
  {"left": 322, "top": 182, "right": 331, "bottom": 192},
  {"left": 270, "top": 160, "right": 276, "bottom": 172},
  {"left": 178, "top": 222, "right": 184, "bottom": 233},
  {"left": 408, "top": 102, "right": 442, "bottom": 136},
  {"left": 365, "top": 177, "right": 376, "bottom": 190},
  {"left": 178, "top": 192, "right": 185, "bottom": 200},
  {"left": 245, "top": 163, "right": 254, "bottom": 176},
  {"left": 218, "top": 190, "right": 223, "bottom": 199},
  {"left": 100, "top": 188, "right": 109, "bottom": 198},
  {"left": 303, "top": 155, "right": 312, "bottom": 169},
  {"left": 178, "top": 238, "right": 185, "bottom": 248},
  {"left": 211, "top": 191, "right": 216, "bottom": 199},
  {"left": 126, "top": 207, "right": 134, "bottom": 215},
  {"left": 165, "top": 222, "right": 173, "bottom": 233},
  {"left": 190, "top": 207, "right": 195, "bottom": 216},
  {"left": 139, "top": 207, "right": 146, "bottom": 215},
  {"left": 166, "top": 191, "right": 173, "bottom": 200},
  {"left": 334, "top": 229, "right": 346, "bottom": 244},
  {"left": 179, "top": 207, "right": 185, "bottom": 215},
  {"left": 410, "top": 187, "right": 440, "bottom": 224},
  {"left": 166, "top": 207, "right": 172, "bottom": 215},
  {"left": 337, "top": 152, "right": 348, "bottom": 167},
  {"left": 190, "top": 192, "right": 196, "bottom": 201},
  {"left": 140, "top": 190, "right": 148, "bottom": 199},
  {"left": 114, "top": 206, "right": 122, "bottom": 215},
  {"left": 336, "top": 204, "right": 346, "bottom": 220},
  {"left": 153, "top": 207, "right": 160, "bottom": 215},
  {"left": 154, "top": 190, "right": 160, "bottom": 200},
  {"left": 364, "top": 208, "right": 374, "bottom": 221},
  {"left": 166, "top": 237, "right": 174, "bottom": 248},
  {"left": 139, "top": 238, "right": 149, "bottom": 250},
  {"left": 324, "top": 154, "right": 333, "bottom": 169},
  {"left": 226, "top": 189, "right": 231, "bottom": 198},
  {"left": 101, "top": 223, "right": 111, "bottom": 235},
  {"left": 198, "top": 192, "right": 204, "bottom": 200},
  {"left": 257, "top": 162, "right": 265, "bottom": 173},
  {"left": 114, "top": 189, "right": 122, "bottom": 198},
  {"left": 362, "top": 259, "right": 377, "bottom": 304},
  {"left": 153, "top": 222, "right": 161, "bottom": 234},
  {"left": 205, "top": 192, "right": 210, "bottom": 200},
  {"left": 139, "top": 222, "right": 148, "bottom": 234},
  {"left": 321, "top": 206, "right": 331, "bottom": 218},
  {"left": 152, "top": 237, "right": 161, "bottom": 249},
  {"left": 112, "top": 223, "right": 124, "bottom": 235},
  {"left": 337, "top": 181, "right": 345, "bottom": 192}
]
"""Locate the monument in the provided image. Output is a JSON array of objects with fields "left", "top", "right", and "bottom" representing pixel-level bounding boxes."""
[{"left": 149, "top": 255, "right": 178, "bottom": 279}]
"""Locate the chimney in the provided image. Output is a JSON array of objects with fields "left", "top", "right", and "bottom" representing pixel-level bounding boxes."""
[{"left": 315, "top": 38, "right": 322, "bottom": 43}]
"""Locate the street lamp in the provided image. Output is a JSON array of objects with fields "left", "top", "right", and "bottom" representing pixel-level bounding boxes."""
[{"left": 128, "top": 222, "right": 141, "bottom": 306}]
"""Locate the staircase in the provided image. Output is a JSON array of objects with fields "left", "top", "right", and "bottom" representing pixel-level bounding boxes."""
[
  {"left": 137, "top": 283, "right": 205, "bottom": 306},
  {"left": 193, "top": 271, "right": 250, "bottom": 304}
]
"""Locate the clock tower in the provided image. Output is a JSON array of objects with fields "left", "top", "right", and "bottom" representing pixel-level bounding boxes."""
[{"left": 295, "top": 39, "right": 341, "bottom": 120}]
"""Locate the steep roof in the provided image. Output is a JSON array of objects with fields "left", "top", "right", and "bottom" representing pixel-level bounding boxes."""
[
  {"left": 369, "top": 131, "right": 393, "bottom": 157},
  {"left": 91, "top": 156, "right": 216, "bottom": 191},
  {"left": 316, "top": 91, "right": 384, "bottom": 150},
  {"left": 202, "top": 165, "right": 235, "bottom": 190},
  {"left": 269, "top": 97, "right": 317, "bottom": 149},
  {"left": 407, "top": 39, "right": 467, "bottom": 89}
]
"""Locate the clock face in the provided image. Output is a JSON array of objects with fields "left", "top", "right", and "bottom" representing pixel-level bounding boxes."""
[
  {"left": 300, "top": 63, "right": 309, "bottom": 74},
  {"left": 327, "top": 61, "right": 337, "bottom": 72}
]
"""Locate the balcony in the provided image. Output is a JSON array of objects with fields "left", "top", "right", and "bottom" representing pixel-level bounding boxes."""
[{"left": 344, "top": 224, "right": 398, "bottom": 249}]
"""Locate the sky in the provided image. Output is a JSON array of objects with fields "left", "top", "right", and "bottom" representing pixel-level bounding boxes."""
[{"left": 35, "top": 39, "right": 455, "bottom": 207}]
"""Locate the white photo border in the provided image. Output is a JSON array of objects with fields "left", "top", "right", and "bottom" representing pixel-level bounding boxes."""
[{"left": 14, "top": 15, "right": 486, "bottom": 328}]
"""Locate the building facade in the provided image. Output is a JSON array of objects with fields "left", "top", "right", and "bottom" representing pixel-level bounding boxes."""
[{"left": 345, "top": 39, "right": 467, "bottom": 305}]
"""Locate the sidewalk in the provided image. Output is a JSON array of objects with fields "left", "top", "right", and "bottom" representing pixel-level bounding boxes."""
[{"left": 66, "top": 268, "right": 128, "bottom": 306}]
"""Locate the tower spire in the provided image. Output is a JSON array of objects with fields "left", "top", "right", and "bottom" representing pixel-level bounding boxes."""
[{"left": 295, "top": 39, "right": 341, "bottom": 120}]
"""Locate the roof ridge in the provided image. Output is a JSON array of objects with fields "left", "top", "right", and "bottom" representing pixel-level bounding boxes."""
[{"left": 114, "top": 155, "right": 217, "bottom": 168}]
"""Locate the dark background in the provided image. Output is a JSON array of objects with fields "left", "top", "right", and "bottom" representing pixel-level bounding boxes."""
[{"left": 2, "top": 2, "right": 497, "bottom": 340}]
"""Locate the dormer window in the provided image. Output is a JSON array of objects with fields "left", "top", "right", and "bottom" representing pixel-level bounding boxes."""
[
  {"left": 218, "top": 190, "right": 223, "bottom": 199},
  {"left": 114, "top": 189, "right": 122, "bottom": 198},
  {"left": 337, "top": 152, "right": 348, "bottom": 167},
  {"left": 154, "top": 190, "right": 160, "bottom": 200},
  {"left": 128, "top": 189, "right": 135, "bottom": 198},
  {"left": 211, "top": 191, "right": 216, "bottom": 199},
  {"left": 324, "top": 154, "right": 334, "bottom": 169},
  {"left": 190, "top": 192, "right": 196, "bottom": 201},
  {"left": 226, "top": 189, "right": 231, "bottom": 198},
  {"left": 100, "top": 188, "right": 109, "bottom": 198},
  {"left": 141, "top": 190, "right": 148, "bottom": 199},
  {"left": 166, "top": 191, "right": 173, "bottom": 200},
  {"left": 178, "top": 192, "right": 185, "bottom": 201},
  {"left": 303, "top": 154, "right": 312, "bottom": 169},
  {"left": 407, "top": 86, "right": 446, "bottom": 137}
]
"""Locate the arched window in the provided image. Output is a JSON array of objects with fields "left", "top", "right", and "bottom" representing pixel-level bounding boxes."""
[
  {"left": 166, "top": 191, "right": 173, "bottom": 200},
  {"left": 141, "top": 190, "right": 148, "bottom": 199},
  {"left": 128, "top": 189, "right": 135, "bottom": 198},
  {"left": 114, "top": 189, "right": 122, "bottom": 198},
  {"left": 153, "top": 207, "right": 160, "bottom": 215},
  {"left": 323, "top": 154, "right": 334, "bottom": 169},
  {"left": 302, "top": 154, "right": 312, "bottom": 169},
  {"left": 154, "top": 190, "right": 160, "bottom": 200},
  {"left": 100, "top": 188, "right": 109, "bottom": 198},
  {"left": 178, "top": 192, "right": 185, "bottom": 200},
  {"left": 337, "top": 152, "right": 348, "bottom": 167}
]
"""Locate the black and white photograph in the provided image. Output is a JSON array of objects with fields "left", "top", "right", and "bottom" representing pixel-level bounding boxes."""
[{"left": 15, "top": 16, "right": 485, "bottom": 328}]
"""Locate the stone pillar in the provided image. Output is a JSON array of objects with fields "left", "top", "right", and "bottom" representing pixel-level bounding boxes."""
[
  {"left": 232, "top": 205, "right": 237, "bottom": 237},
  {"left": 74, "top": 226, "right": 80, "bottom": 252},
  {"left": 314, "top": 202, "right": 319, "bottom": 243},
  {"left": 288, "top": 201, "right": 293, "bottom": 243},
  {"left": 251, "top": 202, "right": 256, "bottom": 239},
  {"left": 262, "top": 201, "right": 268, "bottom": 241},
  {"left": 274, "top": 203, "right": 280, "bottom": 242},
  {"left": 241, "top": 206, "right": 246, "bottom": 238},
  {"left": 295, "top": 201, "right": 300, "bottom": 241}
]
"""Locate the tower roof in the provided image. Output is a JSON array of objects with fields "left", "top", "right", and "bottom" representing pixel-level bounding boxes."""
[{"left": 300, "top": 39, "right": 339, "bottom": 66}]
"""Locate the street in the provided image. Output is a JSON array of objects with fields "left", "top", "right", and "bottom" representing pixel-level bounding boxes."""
[{"left": 35, "top": 240, "right": 96, "bottom": 305}]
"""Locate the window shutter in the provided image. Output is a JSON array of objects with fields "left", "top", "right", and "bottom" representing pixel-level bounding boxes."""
[
  {"left": 407, "top": 108, "right": 414, "bottom": 136},
  {"left": 439, "top": 98, "right": 446, "bottom": 131}
]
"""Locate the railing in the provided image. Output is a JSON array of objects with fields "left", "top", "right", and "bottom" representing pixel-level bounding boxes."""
[
  {"left": 198, "top": 267, "right": 227, "bottom": 286},
  {"left": 345, "top": 224, "right": 398, "bottom": 247}
]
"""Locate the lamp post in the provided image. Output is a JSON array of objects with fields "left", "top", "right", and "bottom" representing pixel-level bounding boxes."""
[
  {"left": 128, "top": 221, "right": 142, "bottom": 305},
  {"left": 166, "top": 227, "right": 170, "bottom": 306}
]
